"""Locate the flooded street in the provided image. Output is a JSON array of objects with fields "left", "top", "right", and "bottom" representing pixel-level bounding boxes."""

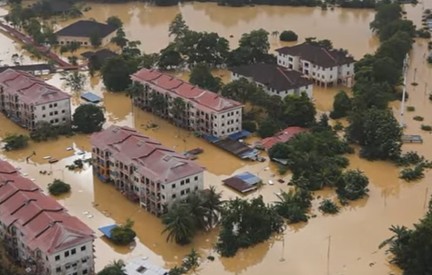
[{"left": 1, "top": 1, "right": 432, "bottom": 274}]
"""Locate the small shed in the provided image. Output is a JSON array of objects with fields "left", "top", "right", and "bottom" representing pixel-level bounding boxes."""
[
  {"left": 81, "top": 92, "right": 102, "bottom": 104},
  {"left": 223, "top": 172, "right": 261, "bottom": 194},
  {"left": 98, "top": 224, "right": 118, "bottom": 239}
]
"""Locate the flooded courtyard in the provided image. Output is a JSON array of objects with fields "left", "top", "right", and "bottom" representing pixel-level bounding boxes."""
[{"left": 0, "top": 1, "right": 432, "bottom": 274}]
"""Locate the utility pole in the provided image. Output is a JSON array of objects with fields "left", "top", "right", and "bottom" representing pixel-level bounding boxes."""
[
  {"left": 400, "top": 54, "right": 409, "bottom": 128},
  {"left": 327, "top": 235, "right": 332, "bottom": 275}
]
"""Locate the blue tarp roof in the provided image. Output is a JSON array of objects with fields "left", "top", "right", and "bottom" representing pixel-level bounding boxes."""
[
  {"left": 81, "top": 92, "right": 102, "bottom": 103},
  {"left": 98, "top": 224, "right": 118, "bottom": 239},
  {"left": 228, "top": 130, "right": 251, "bottom": 141},
  {"left": 202, "top": 134, "right": 220, "bottom": 143},
  {"left": 236, "top": 172, "right": 261, "bottom": 185}
]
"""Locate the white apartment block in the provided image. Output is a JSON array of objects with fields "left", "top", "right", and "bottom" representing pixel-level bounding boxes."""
[
  {"left": 276, "top": 43, "right": 356, "bottom": 87},
  {"left": 0, "top": 69, "right": 71, "bottom": 130},
  {"left": 131, "top": 68, "right": 243, "bottom": 138},
  {"left": 0, "top": 160, "right": 95, "bottom": 275},
  {"left": 91, "top": 126, "right": 205, "bottom": 216},
  {"left": 230, "top": 63, "right": 314, "bottom": 99}
]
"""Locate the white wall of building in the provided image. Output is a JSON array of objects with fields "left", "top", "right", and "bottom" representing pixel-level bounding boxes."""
[
  {"left": 47, "top": 241, "right": 94, "bottom": 275},
  {"left": 33, "top": 98, "right": 72, "bottom": 126}
]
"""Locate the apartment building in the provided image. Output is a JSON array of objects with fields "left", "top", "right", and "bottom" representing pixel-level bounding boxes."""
[
  {"left": 91, "top": 125, "right": 205, "bottom": 215},
  {"left": 131, "top": 68, "right": 243, "bottom": 138},
  {"left": 0, "top": 69, "right": 71, "bottom": 130},
  {"left": 276, "top": 43, "right": 356, "bottom": 87},
  {"left": 230, "top": 63, "right": 314, "bottom": 99},
  {"left": 0, "top": 159, "right": 95, "bottom": 275}
]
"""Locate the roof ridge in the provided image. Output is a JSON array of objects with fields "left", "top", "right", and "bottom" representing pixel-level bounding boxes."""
[
  {"left": 276, "top": 66, "right": 293, "bottom": 84},
  {"left": 321, "top": 47, "right": 337, "bottom": 63}
]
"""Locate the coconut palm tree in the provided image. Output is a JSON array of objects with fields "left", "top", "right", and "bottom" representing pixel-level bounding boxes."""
[
  {"left": 149, "top": 92, "right": 168, "bottom": 117},
  {"left": 185, "top": 192, "right": 208, "bottom": 230},
  {"left": 201, "top": 186, "right": 223, "bottom": 228},
  {"left": 182, "top": 248, "right": 200, "bottom": 272},
  {"left": 162, "top": 202, "right": 197, "bottom": 245},
  {"left": 170, "top": 97, "right": 187, "bottom": 127}
]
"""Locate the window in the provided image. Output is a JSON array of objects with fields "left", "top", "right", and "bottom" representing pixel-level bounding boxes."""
[
  {"left": 186, "top": 178, "right": 190, "bottom": 184},
  {"left": 54, "top": 111, "right": 58, "bottom": 115},
  {"left": 62, "top": 110, "right": 65, "bottom": 113},
  {"left": 65, "top": 251, "right": 69, "bottom": 257},
  {"left": 172, "top": 184, "right": 176, "bottom": 189},
  {"left": 56, "top": 267, "right": 61, "bottom": 272},
  {"left": 172, "top": 194, "right": 176, "bottom": 199},
  {"left": 71, "top": 248, "right": 76, "bottom": 255},
  {"left": 54, "top": 103, "right": 58, "bottom": 107},
  {"left": 55, "top": 255, "right": 60, "bottom": 261},
  {"left": 83, "top": 270, "right": 88, "bottom": 275},
  {"left": 42, "top": 114, "right": 46, "bottom": 118},
  {"left": 42, "top": 106, "right": 46, "bottom": 110},
  {"left": 181, "top": 190, "right": 185, "bottom": 195},
  {"left": 180, "top": 180, "right": 184, "bottom": 186},
  {"left": 49, "top": 104, "right": 52, "bottom": 108},
  {"left": 49, "top": 112, "right": 53, "bottom": 116},
  {"left": 62, "top": 118, "right": 66, "bottom": 121},
  {"left": 194, "top": 176, "right": 198, "bottom": 181}
]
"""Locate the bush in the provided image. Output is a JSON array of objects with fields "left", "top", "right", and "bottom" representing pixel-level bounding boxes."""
[
  {"left": 319, "top": 199, "right": 340, "bottom": 214},
  {"left": 406, "top": 106, "right": 415, "bottom": 112},
  {"left": 110, "top": 219, "right": 136, "bottom": 245},
  {"left": 2, "top": 134, "right": 29, "bottom": 151},
  {"left": 416, "top": 29, "right": 431, "bottom": 38},
  {"left": 48, "top": 179, "right": 71, "bottom": 196},
  {"left": 413, "top": 116, "right": 424, "bottom": 121},
  {"left": 421, "top": 125, "right": 432, "bottom": 131},
  {"left": 336, "top": 169, "right": 369, "bottom": 201},
  {"left": 400, "top": 165, "right": 425, "bottom": 182},
  {"left": 279, "top": 30, "right": 298, "bottom": 42}
]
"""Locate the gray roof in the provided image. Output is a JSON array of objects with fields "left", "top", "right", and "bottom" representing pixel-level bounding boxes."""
[
  {"left": 122, "top": 257, "right": 168, "bottom": 275},
  {"left": 55, "top": 20, "right": 117, "bottom": 38},
  {"left": 230, "top": 63, "right": 313, "bottom": 92},
  {"left": 276, "top": 43, "right": 355, "bottom": 68}
]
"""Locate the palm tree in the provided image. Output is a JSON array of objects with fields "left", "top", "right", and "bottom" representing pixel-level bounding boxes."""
[
  {"left": 162, "top": 202, "right": 197, "bottom": 245},
  {"left": 126, "top": 81, "right": 145, "bottom": 99},
  {"left": 168, "top": 266, "right": 185, "bottom": 275},
  {"left": 273, "top": 189, "right": 310, "bottom": 223},
  {"left": 170, "top": 97, "right": 186, "bottom": 127},
  {"left": 185, "top": 192, "right": 208, "bottom": 230},
  {"left": 149, "top": 92, "right": 168, "bottom": 117},
  {"left": 97, "top": 259, "right": 125, "bottom": 275},
  {"left": 201, "top": 186, "right": 223, "bottom": 228},
  {"left": 182, "top": 248, "right": 200, "bottom": 272}
]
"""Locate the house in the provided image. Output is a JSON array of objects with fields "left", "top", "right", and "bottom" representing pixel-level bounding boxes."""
[
  {"left": 230, "top": 63, "right": 314, "bottom": 98},
  {"left": 122, "top": 257, "right": 168, "bottom": 275},
  {"left": 276, "top": 43, "right": 356, "bottom": 87},
  {"left": 0, "top": 69, "right": 71, "bottom": 130},
  {"left": 55, "top": 20, "right": 118, "bottom": 47},
  {"left": 222, "top": 172, "right": 262, "bottom": 194},
  {"left": 259, "top": 126, "right": 306, "bottom": 150},
  {"left": 0, "top": 159, "right": 95, "bottom": 275},
  {"left": 91, "top": 125, "right": 205, "bottom": 216},
  {"left": 131, "top": 69, "right": 243, "bottom": 138}
]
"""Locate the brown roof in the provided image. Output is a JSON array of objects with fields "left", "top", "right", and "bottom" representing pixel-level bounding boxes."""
[
  {"left": 0, "top": 69, "right": 70, "bottom": 105},
  {"left": 230, "top": 63, "right": 313, "bottom": 92},
  {"left": 0, "top": 159, "right": 94, "bottom": 255},
  {"left": 131, "top": 69, "right": 242, "bottom": 113},
  {"left": 55, "top": 20, "right": 117, "bottom": 38},
  {"left": 276, "top": 43, "right": 355, "bottom": 68},
  {"left": 260, "top": 126, "right": 307, "bottom": 150},
  {"left": 91, "top": 126, "right": 205, "bottom": 183}
]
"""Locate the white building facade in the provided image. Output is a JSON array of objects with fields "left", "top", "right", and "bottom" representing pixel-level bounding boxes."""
[
  {"left": 131, "top": 69, "right": 243, "bottom": 138},
  {"left": 276, "top": 43, "right": 355, "bottom": 87},
  {"left": 0, "top": 69, "right": 71, "bottom": 130},
  {"left": 91, "top": 126, "right": 205, "bottom": 216}
]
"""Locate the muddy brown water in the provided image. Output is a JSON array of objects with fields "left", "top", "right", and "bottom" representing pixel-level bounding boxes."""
[{"left": 1, "top": 1, "right": 432, "bottom": 274}]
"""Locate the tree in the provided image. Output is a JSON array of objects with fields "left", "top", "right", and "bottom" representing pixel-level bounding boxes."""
[
  {"left": 90, "top": 31, "right": 102, "bottom": 48},
  {"left": 169, "top": 14, "right": 189, "bottom": 39},
  {"left": 257, "top": 118, "right": 282, "bottom": 138},
  {"left": 158, "top": 44, "right": 183, "bottom": 69},
  {"left": 149, "top": 92, "right": 168, "bottom": 117},
  {"left": 201, "top": 186, "right": 223, "bottom": 228},
  {"left": 110, "top": 219, "right": 136, "bottom": 245},
  {"left": 336, "top": 169, "right": 369, "bottom": 201},
  {"left": 283, "top": 93, "right": 316, "bottom": 127},
  {"left": 48, "top": 179, "right": 71, "bottom": 196},
  {"left": 101, "top": 56, "right": 133, "bottom": 92},
  {"left": 63, "top": 72, "right": 86, "bottom": 92},
  {"left": 111, "top": 28, "right": 128, "bottom": 49},
  {"left": 279, "top": 30, "right": 298, "bottom": 42},
  {"left": 189, "top": 63, "right": 222, "bottom": 91},
  {"left": 141, "top": 53, "right": 159, "bottom": 69},
  {"left": 330, "top": 90, "right": 352, "bottom": 119},
  {"left": 221, "top": 78, "right": 260, "bottom": 103},
  {"left": 238, "top": 29, "right": 270, "bottom": 61},
  {"left": 106, "top": 16, "right": 123, "bottom": 29},
  {"left": 170, "top": 97, "right": 187, "bottom": 126},
  {"left": 162, "top": 202, "right": 197, "bottom": 245},
  {"left": 30, "top": 121, "right": 60, "bottom": 141},
  {"left": 242, "top": 120, "right": 257, "bottom": 133},
  {"left": 2, "top": 134, "right": 29, "bottom": 151},
  {"left": 97, "top": 260, "right": 126, "bottom": 275},
  {"left": 273, "top": 188, "right": 311, "bottom": 223},
  {"left": 347, "top": 108, "right": 402, "bottom": 160},
  {"left": 73, "top": 104, "right": 106, "bottom": 134}
]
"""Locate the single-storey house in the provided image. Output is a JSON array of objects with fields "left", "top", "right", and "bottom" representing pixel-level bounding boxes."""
[
  {"left": 223, "top": 172, "right": 262, "bottom": 194},
  {"left": 55, "top": 20, "right": 118, "bottom": 47},
  {"left": 259, "top": 126, "right": 306, "bottom": 151},
  {"left": 276, "top": 43, "right": 356, "bottom": 87},
  {"left": 230, "top": 63, "right": 313, "bottom": 99}
]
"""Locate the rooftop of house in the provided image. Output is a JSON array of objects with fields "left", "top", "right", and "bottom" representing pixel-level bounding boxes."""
[
  {"left": 0, "top": 69, "right": 70, "bottom": 105},
  {"left": 230, "top": 63, "right": 313, "bottom": 92},
  {"left": 81, "top": 49, "right": 118, "bottom": 61},
  {"left": 122, "top": 257, "right": 168, "bottom": 275},
  {"left": 91, "top": 126, "right": 205, "bottom": 183},
  {"left": 0, "top": 159, "right": 94, "bottom": 255},
  {"left": 276, "top": 43, "right": 356, "bottom": 68},
  {"left": 30, "top": 0, "right": 74, "bottom": 14},
  {"left": 131, "top": 69, "right": 242, "bottom": 113},
  {"left": 55, "top": 20, "right": 117, "bottom": 38},
  {"left": 260, "top": 126, "right": 307, "bottom": 150}
]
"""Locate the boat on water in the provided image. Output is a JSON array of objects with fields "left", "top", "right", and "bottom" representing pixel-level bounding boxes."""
[
  {"left": 43, "top": 156, "right": 51, "bottom": 159},
  {"left": 185, "top": 147, "right": 204, "bottom": 155},
  {"left": 48, "top": 158, "right": 58, "bottom": 164}
]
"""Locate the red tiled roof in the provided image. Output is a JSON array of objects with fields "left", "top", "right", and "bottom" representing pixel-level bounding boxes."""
[
  {"left": 131, "top": 68, "right": 242, "bottom": 113},
  {"left": 261, "top": 126, "right": 306, "bottom": 150},
  {"left": 0, "top": 69, "right": 70, "bottom": 105},
  {"left": 91, "top": 125, "right": 205, "bottom": 183},
  {"left": 0, "top": 159, "right": 94, "bottom": 255}
]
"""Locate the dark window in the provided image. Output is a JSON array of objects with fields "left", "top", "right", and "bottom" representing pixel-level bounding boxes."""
[
  {"left": 83, "top": 270, "right": 88, "bottom": 275},
  {"left": 194, "top": 176, "right": 198, "bottom": 181},
  {"left": 71, "top": 248, "right": 76, "bottom": 255},
  {"left": 186, "top": 178, "right": 190, "bottom": 184},
  {"left": 56, "top": 267, "right": 61, "bottom": 272},
  {"left": 55, "top": 255, "right": 60, "bottom": 261},
  {"left": 172, "top": 194, "right": 176, "bottom": 199},
  {"left": 65, "top": 251, "right": 69, "bottom": 257}
]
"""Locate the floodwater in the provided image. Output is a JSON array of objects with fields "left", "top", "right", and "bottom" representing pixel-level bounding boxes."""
[{"left": 0, "top": 1, "right": 432, "bottom": 275}]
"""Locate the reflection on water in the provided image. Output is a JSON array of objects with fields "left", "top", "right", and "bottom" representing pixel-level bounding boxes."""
[{"left": 0, "top": 2, "right": 431, "bottom": 274}]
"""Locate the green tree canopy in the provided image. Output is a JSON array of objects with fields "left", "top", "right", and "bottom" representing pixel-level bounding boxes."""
[
  {"left": 106, "top": 16, "right": 123, "bottom": 29},
  {"left": 158, "top": 43, "right": 183, "bottom": 69},
  {"left": 189, "top": 63, "right": 222, "bottom": 91},
  {"left": 2, "top": 134, "right": 29, "bottom": 151},
  {"left": 279, "top": 30, "right": 298, "bottom": 42},
  {"left": 72, "top": 104, "right": 106, "bottom": 134},
  {"left": 282, "top": 93, "right": 316, "bottom": 127},
  {"left": 330, "top": 90, "right": 352, "bottom": 119},
  {"left": 101, "top": 56, "right": 135, "bottom": 92},
  {"left": 48, "top": 179, "right": 71, "bottom": 196}
]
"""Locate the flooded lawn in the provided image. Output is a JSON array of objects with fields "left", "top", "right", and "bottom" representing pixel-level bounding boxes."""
[{"left": 0, "top": 1, "right": 431, "bottom": 274}]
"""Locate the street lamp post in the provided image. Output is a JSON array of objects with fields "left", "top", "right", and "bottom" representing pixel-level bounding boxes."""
[{"left": 400, "top": 54, "right": 409, "bottom": 128}]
